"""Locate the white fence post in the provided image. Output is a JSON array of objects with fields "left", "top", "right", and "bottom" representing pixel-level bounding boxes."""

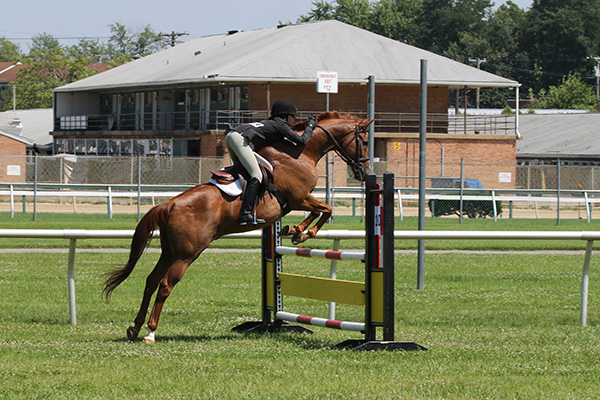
[
  {"left": 67, "top": 238, "right": 77, "bottom": 325},
  {"left": 10, "top": 184, "right": 14, "bottom": 218},
  {"left": 581, "top": 240, "right": 594, "bottom": 327}
]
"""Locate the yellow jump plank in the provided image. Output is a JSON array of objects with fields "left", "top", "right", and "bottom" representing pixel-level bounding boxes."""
[{"left": 279, "top": 273, "right": 365, "bottom": 305}]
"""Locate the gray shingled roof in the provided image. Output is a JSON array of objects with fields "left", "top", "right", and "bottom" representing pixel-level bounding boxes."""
[
  {"left": 55, "top": 20, "right": 518, "bottom": 93},
  {"left": 517, "top": 113, "right": 600, "bottom": 160},
  {"left": 0, "top": 109, "right": 54, "bottom": 146}
]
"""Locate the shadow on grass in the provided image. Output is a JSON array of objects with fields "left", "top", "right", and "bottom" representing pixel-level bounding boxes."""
[
  {"left": 234, "top": 330, "right": 342, "bottom": 351},
  {"left": 107, "top": 333, "right": 234, "bottom": 344}
]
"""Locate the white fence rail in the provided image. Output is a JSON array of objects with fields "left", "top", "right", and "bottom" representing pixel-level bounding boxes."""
[
  {"left": 3, "top": 185, "right": 600, "bottom": 222},
  {"left": 0, "top": 228, "right": 597, "bottom": 327}
]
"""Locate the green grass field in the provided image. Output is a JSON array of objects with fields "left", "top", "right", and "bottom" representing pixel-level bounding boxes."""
[{"left": 1, "top": 213, "right": 599, "bottom": 399}]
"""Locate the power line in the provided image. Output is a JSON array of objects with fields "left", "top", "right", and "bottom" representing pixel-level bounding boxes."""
[{"left": 5, "top": 36, "right": 111, "bottom": 41}]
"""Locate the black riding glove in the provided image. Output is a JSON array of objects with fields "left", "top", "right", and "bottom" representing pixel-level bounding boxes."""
[{"left": 306, "top": 117, "right": 316, "bottom": 129}]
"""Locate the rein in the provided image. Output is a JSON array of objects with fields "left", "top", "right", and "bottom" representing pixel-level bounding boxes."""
[{"left": 316, "top": 123, "right": 368, "bottom": 180}]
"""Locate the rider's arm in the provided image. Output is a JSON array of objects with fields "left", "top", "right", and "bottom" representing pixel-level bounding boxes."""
[{"left": 279, "top": 118, "right": 316, "bottom": 146}]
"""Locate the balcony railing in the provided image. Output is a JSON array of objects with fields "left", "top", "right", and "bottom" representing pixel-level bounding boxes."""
[{"left": 55, "top": 110, "right": 517, "bottom": 136}]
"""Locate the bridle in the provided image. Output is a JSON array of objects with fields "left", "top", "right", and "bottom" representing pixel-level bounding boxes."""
[{"left": 316, "top": 122, "right": 370, "bottom": 181}]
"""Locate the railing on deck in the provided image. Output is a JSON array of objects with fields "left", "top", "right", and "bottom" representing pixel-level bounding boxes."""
[{"left": 55, "top": 111, "right": 517, "bottom": 136}]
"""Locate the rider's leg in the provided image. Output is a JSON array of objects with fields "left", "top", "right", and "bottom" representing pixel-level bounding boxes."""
[
  {"left": 225, "top": 131, "right": 242, "bottom": 165},
  {"left": 225, "top": 132, "right": 265, "bottom": 225},
  {"left": 239, "top": 177, "right": 266, "bottom": 225}
]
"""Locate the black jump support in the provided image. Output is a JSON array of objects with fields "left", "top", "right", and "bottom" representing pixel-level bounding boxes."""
[{"left": 233, "top": 172, "right": 427, "bottom": 352}]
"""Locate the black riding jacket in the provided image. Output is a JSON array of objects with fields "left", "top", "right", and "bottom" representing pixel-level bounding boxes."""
[{"left": 232, "top": 116, "right": 314, "bottom": 151}]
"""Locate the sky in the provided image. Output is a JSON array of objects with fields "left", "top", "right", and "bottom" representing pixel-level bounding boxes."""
[{"left": 2, "top": 0, "right": 534, "bottom": 51}]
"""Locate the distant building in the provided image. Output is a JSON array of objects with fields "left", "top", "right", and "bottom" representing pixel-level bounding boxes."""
[
  {"left": 0, "top": 109, "right": 54, "bottom": 154},
  {"left": 517, "top": 113, "right": 600, "bottom": 165},
  {"left": 0, "top": 129, "right": 28, "bottom": 183},
  {"left": 0, "top": 62, "right": 24, "bottom": 109},
  {"left": 516, "top": 113, "right": 600, "bottom": 190}
]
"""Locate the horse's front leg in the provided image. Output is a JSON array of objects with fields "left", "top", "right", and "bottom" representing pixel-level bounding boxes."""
[
  {"left": 282, "top": 211, "right": 319, "bottom": 237},
  {"left": 288, "top": 194, "right": 331, "bottom": 244}
]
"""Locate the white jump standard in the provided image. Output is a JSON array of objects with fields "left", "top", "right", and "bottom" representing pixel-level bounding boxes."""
[{"left": 233, "top": 172, "right": 427, "bottom": 351}]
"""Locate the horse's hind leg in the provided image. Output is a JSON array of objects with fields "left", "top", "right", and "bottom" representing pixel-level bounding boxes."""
[
  {"left": 127, "top": 253, "right": 173, "bottom": 341},
  {"left": 143, "top": 258, "right": 193, "bottom": 343}
]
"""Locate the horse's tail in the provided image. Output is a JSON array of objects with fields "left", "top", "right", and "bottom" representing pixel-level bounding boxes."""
[{"left": 103, "top": 202, "right": 172, "bottom": 300}]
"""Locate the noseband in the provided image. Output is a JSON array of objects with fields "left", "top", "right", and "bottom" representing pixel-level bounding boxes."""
[{"left": 316, "top": 122, "right": 369, "bottom": 181}]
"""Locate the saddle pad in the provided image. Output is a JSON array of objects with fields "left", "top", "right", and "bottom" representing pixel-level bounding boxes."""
[
  {"left": 255, "top": 152, "right": 273, "bottom": 171},
  {"left": 208, "top": 152, "right": 272, "bottom": 197},
  {"left": 208, "top": 178, "right": 243, "bottom": 197}
]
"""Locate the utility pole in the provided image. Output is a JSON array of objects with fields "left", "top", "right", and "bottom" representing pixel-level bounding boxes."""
[
  {"left": 588, "top": 56, "right": 600, "bottom": 98},
  {"left": 469, "top": 57, "right": 486, "bottom": 109},
  {"left": 160, "top": 31, "right": 189, "bottom": 47}
]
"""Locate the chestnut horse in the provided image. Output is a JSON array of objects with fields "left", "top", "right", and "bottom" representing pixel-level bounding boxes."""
[{"left": 103, "top": 111, "right": 372, "bottom": 343}]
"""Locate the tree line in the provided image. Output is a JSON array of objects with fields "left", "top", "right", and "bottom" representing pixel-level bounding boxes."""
[
  {"left": 299, "top": 0, "right": 600, "bottom": 109},
  {"left": 2, "top": 0, "right": 600, "bottom": 110},
  {"left": 0, "top": 23, "right": 168, "bottom": 110}
]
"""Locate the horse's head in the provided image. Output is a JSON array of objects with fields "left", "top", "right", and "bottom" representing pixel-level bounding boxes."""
[{"left": 314, "top": 112, "right": 373, "bottom": 182}]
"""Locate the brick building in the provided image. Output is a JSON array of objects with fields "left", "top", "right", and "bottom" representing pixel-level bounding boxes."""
[
  {"left": 51, "top": 20, "right": 520, "bottom": 188},
  {"left": 0, "top": 131, "right": 28, "bottom": 183}
]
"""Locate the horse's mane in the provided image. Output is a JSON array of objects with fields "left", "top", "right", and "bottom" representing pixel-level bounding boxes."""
[
  {"left": 315, "top": 111, "right": 360, "bottom": 123},
  {"left": 291, "top": 111, "right": 362, "bottom": 131}
]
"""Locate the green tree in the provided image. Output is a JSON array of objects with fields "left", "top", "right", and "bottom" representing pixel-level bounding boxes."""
[
  {"left": 13, "top": 37, "right": 97, "bottom": 109},
  {"left": 107, "top": 23, "right": 167, "bottom": 60},
  {"left": 65, "top": 38, "right": 110, "bottom": 63},
  {"left": 330, "top": 0, "right": 372, "bottom": 27},
  {"left": 414, "top": 0, "right": 493, "bottom": 53},
  {"left": 300, "top": 0, "right": 373, "bottom": 28},
  {"left": 483, "top": 2, "right": 528, "bottom": 79},
  {"left": 531, "top": 73, "right": 598, "bottom": 109},
  {"left": 443, "top": 2, "right": 528, "bottom": 107},
  {"left": 0, "top": 37, "right": 23, "bottom": 62},
  {"left": 29, "top": 33, "right": 61, "bottom": 56},
  {"left": 7, "top": 23, "right": 171, "bottom": 109},
  {"left": 522, "top": 0, "right": 600, "bottom": 91},
  {"left": 298, "top": 0, "right": 337, "bottom": 21},
  {"left": 369, "top": 0, "right": 421, "bottom": 44}
]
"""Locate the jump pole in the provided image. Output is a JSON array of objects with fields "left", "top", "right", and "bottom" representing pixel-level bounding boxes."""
[{"left": 233, "top": 173, "right": 426, "bottom": 351}]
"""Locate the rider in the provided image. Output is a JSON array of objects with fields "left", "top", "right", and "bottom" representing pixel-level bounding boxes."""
[{"left": 226, "top": 99, "right": 316, "bottom": 225}]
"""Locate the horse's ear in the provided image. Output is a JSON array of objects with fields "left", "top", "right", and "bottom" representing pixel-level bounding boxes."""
[{"left": 361, "top": 119, "right": 374, "bottom": 128}]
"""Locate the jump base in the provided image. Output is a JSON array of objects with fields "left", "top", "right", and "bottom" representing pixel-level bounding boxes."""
[
  {"left": 232, "top": 321, "right": 313, "bottom": 334},
  {"left": 336, "top": 339, "right": 428, "bottom": 352}
]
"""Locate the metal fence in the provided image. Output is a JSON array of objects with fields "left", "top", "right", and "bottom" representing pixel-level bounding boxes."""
[{"left": 1, "top": 155, "right": 599, "bottom": 221}]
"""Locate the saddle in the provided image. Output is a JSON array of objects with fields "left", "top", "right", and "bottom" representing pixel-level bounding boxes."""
[
  {"left": 211, "top": 163, "right": 273, "bottom": 193},
  {"left": 210, "top": 152, "right": 273, "bottom": 191},
  {"left": 209, "top": 154, "right": 291, "bottom": 214}
]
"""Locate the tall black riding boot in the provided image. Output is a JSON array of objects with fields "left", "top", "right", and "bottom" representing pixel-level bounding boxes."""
[{"left": 239, "top": 177, "right": 266, "bottom": 225}]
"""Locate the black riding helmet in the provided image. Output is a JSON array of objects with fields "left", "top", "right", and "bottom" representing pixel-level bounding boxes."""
[{"left": 270, "top": 99, "right": 298, "bottom": 118}]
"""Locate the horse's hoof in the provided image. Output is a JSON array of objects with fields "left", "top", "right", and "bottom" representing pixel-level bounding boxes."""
[
  {"left": 126, "top": 326, "right": 139, "bottom": 341},
  {"left": 143, "top": 327, "right": 156, "bottom": 344},
  {"left": 291, "top": 232, "right": 308, "bottom": 245},
  {"left": 280, "top": 225, "right": 291, "bottom": 236}
]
